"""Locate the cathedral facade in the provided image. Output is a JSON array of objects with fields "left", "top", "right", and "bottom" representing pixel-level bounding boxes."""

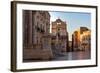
[{"left": 51, "top": 19, "right": 69, "bottom": 53}]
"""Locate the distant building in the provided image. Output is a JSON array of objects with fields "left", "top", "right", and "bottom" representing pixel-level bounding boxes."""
[
  {"left": 68, "top": 41, "right": 72, "bottom": 52},
  {"left": 72, "top": 31, "right": 79, "bottom": 51},
  {"left": 80, "top": 27, "right": 89, "bottom": 34},
  {"left": 80, "top": 30, "right": 91, "bottom": 51},
  {"left": 51, "top": 19, "right": 69, "bottom": 53},
  {"left": 72, "top": 27, "right": 90, "bottom": 51},
  {"left": 23, "top": 10, "right": 53, "bottom": 61}
]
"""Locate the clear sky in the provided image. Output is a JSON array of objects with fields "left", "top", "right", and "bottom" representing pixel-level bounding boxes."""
[{"left": 49, "top": 11, "right": 91, "bottom": 41}]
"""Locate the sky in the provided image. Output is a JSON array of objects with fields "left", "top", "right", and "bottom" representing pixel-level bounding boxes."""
[{"left": 49, "top": 11, "right": 91, "bottom": 41}]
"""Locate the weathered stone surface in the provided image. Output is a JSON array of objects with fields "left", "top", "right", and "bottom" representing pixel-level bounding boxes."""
[{"left": 23, "top": 48, "right": 53, "bottom": 61}]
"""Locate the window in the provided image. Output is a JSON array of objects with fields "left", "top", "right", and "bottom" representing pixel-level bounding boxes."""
[
  {"left": 37, "top": 15, "right": 39, "bottom": 19},
  {"left": 57, "top": 22, "right": 61, "bottom": 25}
]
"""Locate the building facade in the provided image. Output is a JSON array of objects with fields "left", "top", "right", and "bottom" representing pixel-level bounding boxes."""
[
  {"left": 80, "top": 30, "right": 91, "bottom": 51},
  {"left": 72, "top": 31, "right": 79, "bottom": 51},
  {"left": 23, "top": 10, "right": 53, "bottom": 61},
  {"left": 51, "top": 19, "right": 68, "bottom": 53},
  {"left": 72, "top": 27, "right": 90, "bottom": 51}
]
